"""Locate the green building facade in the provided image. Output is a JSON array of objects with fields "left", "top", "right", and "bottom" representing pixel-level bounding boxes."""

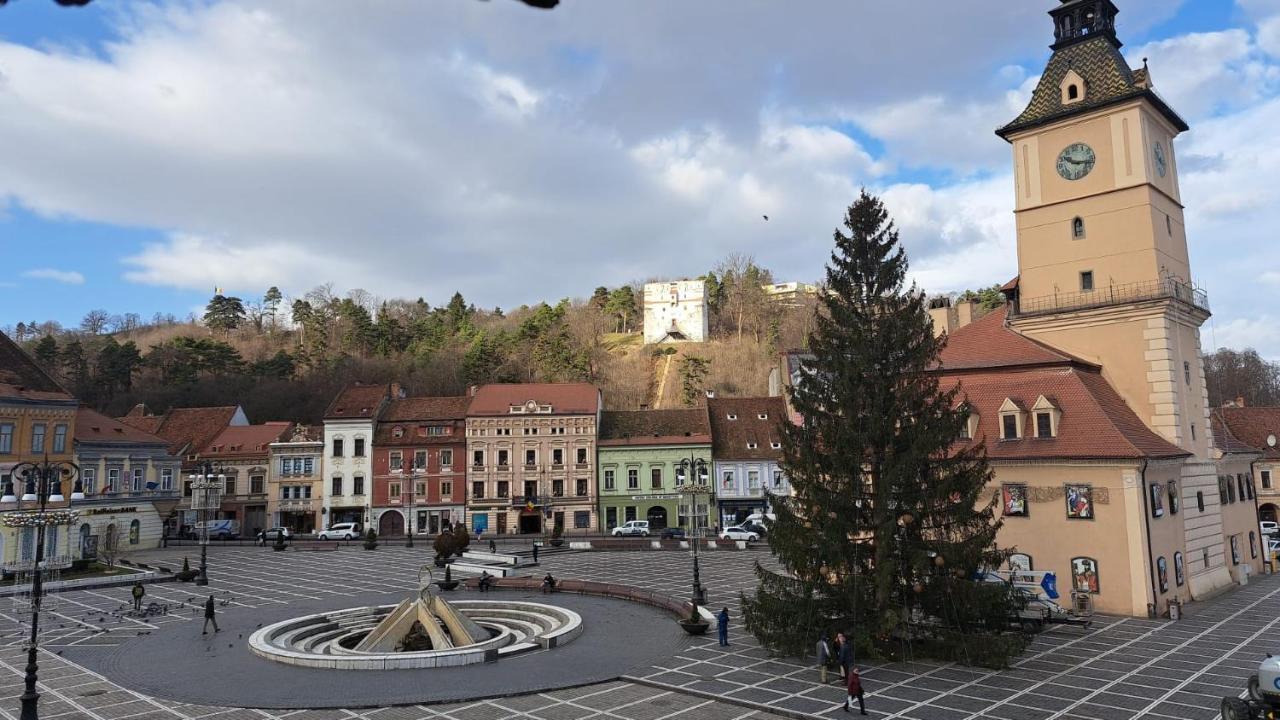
[{"left": 597, "top": 409, "right": 715, "bottom": 533}]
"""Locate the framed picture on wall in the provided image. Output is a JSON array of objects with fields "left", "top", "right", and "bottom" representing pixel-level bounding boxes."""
[
  {"left": 1174, "top": 552, "right": 1185, "bottom": 587},
  {"left": 1066, "top": 485, "right": 1093, "bottom": 519},
  {"left": 1150, "top": 483, "right": 1164, "bottom": 518},
  {"left": 1231, "top": 535, "right": 1241, "bottom": 565},
  {"left": 1008, "top": 553, "right": 1033, "bottom": 572},
  {"left": 1157, "top": 556, "right": 1168, "bottom": 593},
  {"left": 1071, "top": 557, "right": 1100, "bottom": 593},
  {"left": 1002, "top": 484, "right": 1028, "bottom": 517},
  {"left": 1167, "top": 480, "right": 1179, "bottom": 514}
]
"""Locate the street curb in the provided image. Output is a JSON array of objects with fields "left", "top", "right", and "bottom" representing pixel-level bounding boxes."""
[
  {"left": 622, "top": 675, "right": 822, "bottom": 720},
  {"left": 0, "top": 570, "right": 177, "bottom": 597}
]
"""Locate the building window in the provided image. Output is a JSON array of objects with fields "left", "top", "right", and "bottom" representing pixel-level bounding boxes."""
[
  {"left": 1066, "top": 484, "right": 1093, "bottom": 519},
  {"left": 225, "top": 474, "right": 237, "bottom": 495},
  {"left": 413, "top": 450, "right": 427, "bottom": 469},
  {"left": 1035, "top": 412, "right": 1053, "bottom": 438},
  {"left": 251, "top": 475, "right": 264, "bottom": 494},
  {"left": 1219, "top": 476, "right": 1230, "bottom": 505},
  {"left": 627, "top": 469, "right": 639, "bottom": 490},
  {"left": 1240, "top": 473, "right": 1251, "bottom": 501},
  {"left": 354, "top": 438, "right": 365, "bottom": 457},
  {"left": 722, "top": 470, "right": 734, "bottom": 490},
  {"left": 577, "top": 448, "right": 588, "bottom": 465},
  {"left": 392, "top": 426, "right": 404, "bottom": 439},
  {"left": 1080, "top": 271, "right": 1094, "bottom": 291},
  {"left": 497, "top": 481, "right": 509, "bottom": 498},
  {"left": 1203, "top": 547, "right": 1210, "bottom": 569},
  {"left": 1183, "top": 361, "right": 1191, "bottom": 386},
  {"left": 494, "top": 449, "right": 507, "bottom": 467},
  {"left": 107, "top": 468, "right": 120, "bottom": 493},
  {"left": 604, "top": 470, "right": 615, "bottom": 491},
  {"left": 1001, "top": 484, "right": 1028, "bottom": 517},
  {"left": 132, "top": 468, "right": 144, "bottom": 492},
  {"left": 525, "top": 449, "right": 537, "bottom": 467},
  {"left": 747, "top": 470, "right": 759, "bottom": 489},
  {"left": 1150, "top": 483, "right": 1164, "bottom": 518},
  {"left": 473, "top": 450, "right": 484, "bottom": 468},
  {"left": 1067, "top": 84, "right": 1079, "bottom": 100},
  {"left": 332, "top": 476, "right": 343, "bottom": 495},
  {"left": 1263, "top": 470, "right": 1272, "bottom": 490},
  {"left": 650, "top": 468, "right": 662, "bottom": 489},
  {"left": 576, "top": 478, "right": 587, "bottom": 496},
  {"left": 82, "top": 468, "right": 96, "bottom": 494},
  {"left": 606, "top": 506, "right": 617, "bottom": 529},
  {"left": 625, "top": 506, "right": 636, "bottom": 522},
  {"left": 1196, "top": 491, "right": 1205, "bottom": 512},
  {"left": 52, "top": 424, "right": 67, "bottom": 453},
  {"left": 1070, "top": 557, "right": 1099, "bottom": 593},
  {"left": 1001, "top": 414, "right": 1019, "bottom": 440},
  {"left": 1167, "top": 215, "right": 1173, "bottom": 235},
  {"left": 746, "top": 442, "right": 758, "bottom": 450},
  {"left": 440, "top": 449, "right": 452, "bottom": 468},
  {"left": 332, "top": 438, "right": 344, "bottom": 457},
  {"left": 390, "top": 452, "right": 403, "bottom": 471},
  {"left": 1190, "top": 424, "right": 1196, "bottom": 442},
  {"left": 727, "top": 414, "right": 738, "bottom": 421},
  {"left": 472, "top": 481, "right": 484, "bottom": 499},
  {"left": 31, "top": 423, "right": 46, "bottom": 453},
  {"left": 552, "top": 449, "right": 564, "bottom": 466},
  {"left": 1174, "top": 552, "right": 1185, "bottom": 586},
  {"left": 353, "top": 475, "right": 364, "bottom": 495},
  {"left": 773, "top": 471, "right": 784, "bottom": 488},
  {"left": 574, "top": 511, "right": 590, "bottom": 529},
  {"left": 441, "top": 480, "right": 452, "bottom": 498},
  {"left": 390, "top": 483, "right": 401, "bottom": 499},
  {"left": 1071, "top": 217, "right": 1085, "bottom": 239},
  {"left": 552, "top": 479, "right": 564, "bottom": 497},
  {"left": 0, "top": 423, "right": 13, "bottom": 454}
]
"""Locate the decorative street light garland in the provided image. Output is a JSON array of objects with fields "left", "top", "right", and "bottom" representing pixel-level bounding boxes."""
[{"left": 3, "top": 510, "right": 79, "bottom": 528}]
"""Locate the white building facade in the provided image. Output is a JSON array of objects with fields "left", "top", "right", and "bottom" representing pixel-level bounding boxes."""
[
  {"left": 643, "top": 280, "right": 709, "bottom": 344},
  {"left": 321, "top": 384, "right": 396, "bottom": 531}
]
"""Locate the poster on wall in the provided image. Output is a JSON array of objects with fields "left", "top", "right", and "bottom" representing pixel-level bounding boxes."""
[
  {"left": 1071, "top": 557, "right": 1100, "bottom": 593},
  {"left": 1002, "top": 485, "right": 1028, "bottom": 517},
  {"left": 1157, "top": 557, "right": 1169, "bottom": 593},
  {"left": 1174, "top": 552, "right": 1185, "bottom": 587},
  {"left": 1231, "top": 535, "right": 1241, "bottom": 565},
  {"left": 1066, "top": 485, "right": 1094, "bottom": 519},
  {"left": 1008, "top": 553, "right": 1033, "bottom": 572},
  {"left": 1167, "top": 480, "right": 1179, "bottom": 514},
  {"left": 1150, "top": 483, "right": 1164, "bottom": 518}
]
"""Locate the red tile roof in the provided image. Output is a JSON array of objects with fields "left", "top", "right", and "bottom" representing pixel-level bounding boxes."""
[
  {"left": 375, "top": 397, "right": 471, "bottom": 445},
  {"left": 1215, "top": 407, "right": 1280, "bottom": 460},
  {"left": 325, "top": 383, "right": 393, "bottom": 420},
  {"left": 204, "top": 423, "right": 293, "bottom": 458},
  {"left": 707, "top": 397, "right": 787, "bottom": 460},
  {"left": 940, "top": 367, "right": 1188, "bottom": 461},
  {"left": 118, "top": 406, "right": 241, "bottom": 456},
  {"left": 467, "top": 383, "right": 601, "bottom": 417},
  {"left": 599, "top": 409, "right": 712, "bottom": 447},
  {"left": 936, "top": 306, "right": 1094, "bottom": 372},
  {"left": 1210, "top": 410, "right": 1259, "bottom": 456},
  {"left": 0, "top": 332, "right": 74, "bottom": 403},
  {"left": 74, "top": 408, "right": 168, "bottom": 446}
]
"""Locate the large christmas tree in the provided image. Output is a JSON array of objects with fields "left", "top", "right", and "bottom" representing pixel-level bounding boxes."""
[{"left": 742, "top": 191, "right": 1024, "bottom": 667}]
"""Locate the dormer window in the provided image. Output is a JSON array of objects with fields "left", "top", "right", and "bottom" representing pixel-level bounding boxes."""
[
  {"left": 1060, "top": 69, "right": 1086, "bottom": 105},
  {"left": 757, "top": 413, "right": 768, "bottom": 420},
  {"left": 1031, "top": 395, "right": 1060, "bottom": 438},
  {"left": 727, "top": 414, "right": 738, "bottom": 421},
  {"left": 392, "top": 426, "right": 404, "bottom": 439},
  {"left": 770, "top": 442, "right": 782, "bottom": 450},
  {"left": 746, "top": 442, "right": 758, "bottom": 450},
  {"left": 959, "top": 410, "right": 979, "bottom": 440},
  {"left": 998, "top": 398, "right": 1024, "bottom": 440},
  {"left": 1072, "top": 217, "right": 1085, "bottom": 240}
]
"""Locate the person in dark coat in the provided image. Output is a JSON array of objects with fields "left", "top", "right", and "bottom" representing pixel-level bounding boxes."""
[
  {"left": 490, "top": 539, "right": 497, "bottom": 554},
  {"left": 541, "top": 573, "right": 557, "bottom": 593},
  {"left": 478, "top": 571, "right": 494, "bottom": 592},
  {"left": 716, "top": 607, "right": 730, "bottom": 647},
  {"left": 131, "top": 582, "right": 146, "bottom": 613},
  {"left": 843, "top": 665, "right": 866, "bottom": 714},
  {"left": 835, "top": 632, "right": 851, "bottom": 678},
  {"left": 202, "top": 595, "right": 219, "bottom": 634},
  {"left": 816, "top": 634, "right": 832, "bottom": 683},
  {"left": 532, "top": 542, "right": 539, "bottom": 563}
]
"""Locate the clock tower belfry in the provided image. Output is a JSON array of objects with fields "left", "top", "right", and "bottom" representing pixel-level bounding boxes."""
[{"left": 997, "top": 0, "right": 1213, "bottom": 459}]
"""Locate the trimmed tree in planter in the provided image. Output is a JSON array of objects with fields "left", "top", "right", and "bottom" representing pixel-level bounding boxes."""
[
  {"left": 363, "top": 528, "right": 379, "bottom": 550},
  {"left": 741, "top": 190, "right": 1022, "bottom": 668}
]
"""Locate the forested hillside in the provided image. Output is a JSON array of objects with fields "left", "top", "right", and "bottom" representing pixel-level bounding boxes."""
[{"left": 6, "top": 256, "right": 817, "bottom": 423}]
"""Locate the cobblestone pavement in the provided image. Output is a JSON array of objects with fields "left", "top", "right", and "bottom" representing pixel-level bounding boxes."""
[{"left": 0, "top": 544, "right": 1275, "bottom": 719}]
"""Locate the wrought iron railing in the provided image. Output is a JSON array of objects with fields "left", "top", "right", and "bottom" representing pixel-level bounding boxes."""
[{"left": 1015, "top": 278, "right": 1209, "bottom": 318}]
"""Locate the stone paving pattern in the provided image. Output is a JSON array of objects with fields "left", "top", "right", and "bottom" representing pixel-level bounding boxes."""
[{"left": 0, "top": 543, "right": 1275, "bottom": 719}]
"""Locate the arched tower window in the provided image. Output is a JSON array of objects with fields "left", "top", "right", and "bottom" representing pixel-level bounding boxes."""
[
  {"left": 1067, "top": 84, "right": 1080, "bottom": 100},
  {"left": 1072, "top": 217, "right": 1085, "bottom": 239}
]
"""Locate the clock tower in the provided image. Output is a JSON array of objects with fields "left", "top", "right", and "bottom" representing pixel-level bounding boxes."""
[{"left": 998, "top": 0, "right": 1213, "bottom": 460}]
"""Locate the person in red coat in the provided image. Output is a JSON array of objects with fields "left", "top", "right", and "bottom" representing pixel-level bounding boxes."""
[{"left": 844, "top": 665, "right": 866, "bottom": 715}]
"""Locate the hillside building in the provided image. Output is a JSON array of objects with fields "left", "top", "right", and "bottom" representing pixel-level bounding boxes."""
[{"left": 643, "top": 280, "right": 708, "bottom": 344}]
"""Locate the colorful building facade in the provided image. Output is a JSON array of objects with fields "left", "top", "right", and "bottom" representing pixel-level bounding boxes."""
[
  {"left": 267, "top": 424, "right": 324, "bottom": 533},
  {"left": 597, "top": 409, "right": 714, "bottom": 532},
  {"left": 322, "top": 383, "right": 398, "bottom": 531},
  {"left": 371, "top": 396, "right": 469, "bottom": 537},
  {"left": 708, "top": 396, "right": 788, "bottom": 529}
]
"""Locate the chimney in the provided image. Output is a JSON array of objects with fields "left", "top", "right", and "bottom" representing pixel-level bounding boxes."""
[
  {"left": 390, "top": 382, "right": 404, "bottom": 399},
  {"left": 469, "top": 385, "right": 478, "bottom": 397},
  {"left": 955, "top": 300, "right": 976, "bottom": 329},
  {"left": 1236, "top": 396, "right": 1246, "bottom": 408},
  {"left": 926, "top": 297, "right": 955, "bottom": 338}
]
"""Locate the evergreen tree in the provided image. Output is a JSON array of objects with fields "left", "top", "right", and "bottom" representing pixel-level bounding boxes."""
[
  {"left": 263, "top": 286, "right": 283, "bottom": 330},
  {"left": 32, "top": 335, "right": 59, "bottom": 372},
  {"left": 590, "top": 286, "right": 610, "bottom": 310},
  {"left": 679, "top": 355, "right": 710, "bottom": 406},
  {"left": 59, "top": 340, "right": 91, "bottom": 394},
  {"left": 203, "top": 294, "right": 247, "bottom": 334},
  {"left": 742, "top": 191, "right": 1020, "bottom": 668},
  {"left": 604, "top": 286, "right": 637, "bottom": 333},
  {"left": 250, "top": 350, "right": 296, "bottom": 379}
]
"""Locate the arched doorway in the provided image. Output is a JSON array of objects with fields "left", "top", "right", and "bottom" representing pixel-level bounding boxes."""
[
  {"left": 379, "top": 511, "right": 405, "bottom": 537},
  {"left": 646, "top": 506, "right": 668, "bottom": 530},
  {"left": 1261, "top": 503, "right": 1278, "bottom": 524}
]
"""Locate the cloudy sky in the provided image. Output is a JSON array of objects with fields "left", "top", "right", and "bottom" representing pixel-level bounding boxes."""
[{"left": 0, "top": 0, "right": 1277, "bottom": 358}]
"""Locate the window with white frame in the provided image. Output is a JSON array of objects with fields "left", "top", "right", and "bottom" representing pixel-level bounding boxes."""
[
  {"left": 0, "top": 423, "right": 12, "bottom": 454},
  {"left": 390, "top": 451, "right": 403, "bottom": 471},
  {"left": 53, "top": 424, "right": 67, "bottom": 453},
  {"left": 31, "top": 423, "right": 45, "bottom": 453},
  {"left": 440, "top": 449, "right": 453, "bottom": 468},
  {"left": 82, "top": 467, "right": 96, "bottom": 494},
  {"left": 132, "top": 468, "right": 144, "bottom": 492},
  {"left": 604, "top": 469, "right": 615, "bottom": 491},
  {"left": 107, "top": 468, "right": 120, "bottom": 492},
  {"left": 627, "top": 468, "right": 639, "bottom": 490},
  {"left": 414, "top": 450, "right": 427, "bottom": 469},
  {"left": 999, "top": 398, "right": 1023, "bottom": 440}
]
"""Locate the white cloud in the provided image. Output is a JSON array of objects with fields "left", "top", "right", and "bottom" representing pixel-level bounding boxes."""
[
  {"left": 22, "top": 268, "right": 85, "bottom": 285},
  {"left": 1208, "top": 315, "right": 1280, "bottom": 362}
]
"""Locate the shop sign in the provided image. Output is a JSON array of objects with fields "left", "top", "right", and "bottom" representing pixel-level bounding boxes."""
[
  {"left": 629, "top": 494, "right": 678, "bottom": 501},
  {"left": 88, "top": 506, "right": 137, "bottom": 515}
]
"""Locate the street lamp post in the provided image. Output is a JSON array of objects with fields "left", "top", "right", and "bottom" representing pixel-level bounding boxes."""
[
  {"left": 5, "top": 457, "right": 83, "bottom": 720},
  {"left": 190, "top": 462, "right": 225, "bottom": 587},
  {"left": 677, "top": 456, "right": 711, "bottom": 608},
  {"left": 405, "top": 466, "right": 417, "bottom": 548}
]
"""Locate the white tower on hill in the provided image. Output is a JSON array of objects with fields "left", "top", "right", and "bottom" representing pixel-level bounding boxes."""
[{"left": 643, "top": 280, "right": 708, "bottom": 344}]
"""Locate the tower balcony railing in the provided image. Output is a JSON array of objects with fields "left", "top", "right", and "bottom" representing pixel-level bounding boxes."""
[{"left": 1015, "top": 278, "right": 1209, "bottom": 318}]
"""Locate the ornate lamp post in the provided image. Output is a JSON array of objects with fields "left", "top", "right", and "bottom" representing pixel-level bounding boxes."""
[
  {"left": 189, "top": 461, "right": 225, "bottom": 587},
  {"left": 677, "top": 456, "right": 711, "bottom": 608},
  {"left": 4, "top": 457, "right": 82, "bottom": 720},
  {"left": 405, "top": 466, "right": 417, "bottom": 548}
]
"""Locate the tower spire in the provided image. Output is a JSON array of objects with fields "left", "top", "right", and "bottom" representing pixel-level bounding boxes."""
[{"left": 1050, "top": 0, "right": 1121, "bottom": 51}]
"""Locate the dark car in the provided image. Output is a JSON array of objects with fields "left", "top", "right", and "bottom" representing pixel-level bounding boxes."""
[
  {"left": 741, "top": 521, "right": 767, "bottom": 537},
  {"left": 660, "top": 527, "right": 687, "bottom": 540}
]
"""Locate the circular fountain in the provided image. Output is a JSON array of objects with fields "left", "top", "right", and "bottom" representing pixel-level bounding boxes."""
[{"left": 248, "top": 567, "right": 582, "bottom": 669}]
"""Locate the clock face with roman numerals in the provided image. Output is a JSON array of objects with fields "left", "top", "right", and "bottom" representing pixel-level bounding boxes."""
[{"left": 1056, "top": 143, "right": 1096, "bottom": 181}]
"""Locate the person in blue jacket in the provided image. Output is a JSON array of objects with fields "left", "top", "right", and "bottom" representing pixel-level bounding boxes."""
[{"left": 717, "top": 607, "right": 730, "bottom": 647}]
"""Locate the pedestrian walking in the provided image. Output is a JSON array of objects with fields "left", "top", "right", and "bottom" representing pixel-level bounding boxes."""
[
  {"left": 835, "top": 632, "right": 851, "bottom": 679},
  {"left": 131, "top": 582, "right": 145, "bottom": 613},
  {"left": 532, "top": 542, "right": 539, "bottom": 563},
  {"left": 716, "top": 607, "right": 730, "bottom": 647},
  {"left": 202, "top": 595, "right": 220, "bottom": 635},
  {"left": 843, "top": 665, "right": 867, "bottom": 715},
  {"left": 489, "top": 539, "right": 497, "bottom": 554},
  {"left": 815, "top": 634, "right": 832, "bottom": 683}
]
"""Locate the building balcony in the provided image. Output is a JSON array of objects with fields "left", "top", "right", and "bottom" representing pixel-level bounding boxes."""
[
  {"left": 1014, "top": 278, "right": 1209, "bottom": 318},
  {"left": 574, "top": 463, "right": 590, "bottom": 470},
  {"left": 278, "top": 498, "right": 316, "bottom": 511}
]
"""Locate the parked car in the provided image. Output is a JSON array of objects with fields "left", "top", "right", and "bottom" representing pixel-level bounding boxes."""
[
  {"left": 194, "top": 519, "right": 240, "bottom": 540},
  {"left": 719, "top": 526, "right": 760, "bottom": 542},
  {"left": 740, "top": 521, "right": 768, "bottom": 537},
  {"left": 318, "top": 523, "right": 359, "bottom": 540},
  {"left": 1260, "top": 521, "right": 1279, "bottom": 536},
  {"left": 257, "top": 527, "right": 292, "bottom": 543},
  {"left": 660, "top": 527, "right": 687, "bottom": 540},
  {"left": 612, "top": 520, "right": 650, "bottom": 537}
]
